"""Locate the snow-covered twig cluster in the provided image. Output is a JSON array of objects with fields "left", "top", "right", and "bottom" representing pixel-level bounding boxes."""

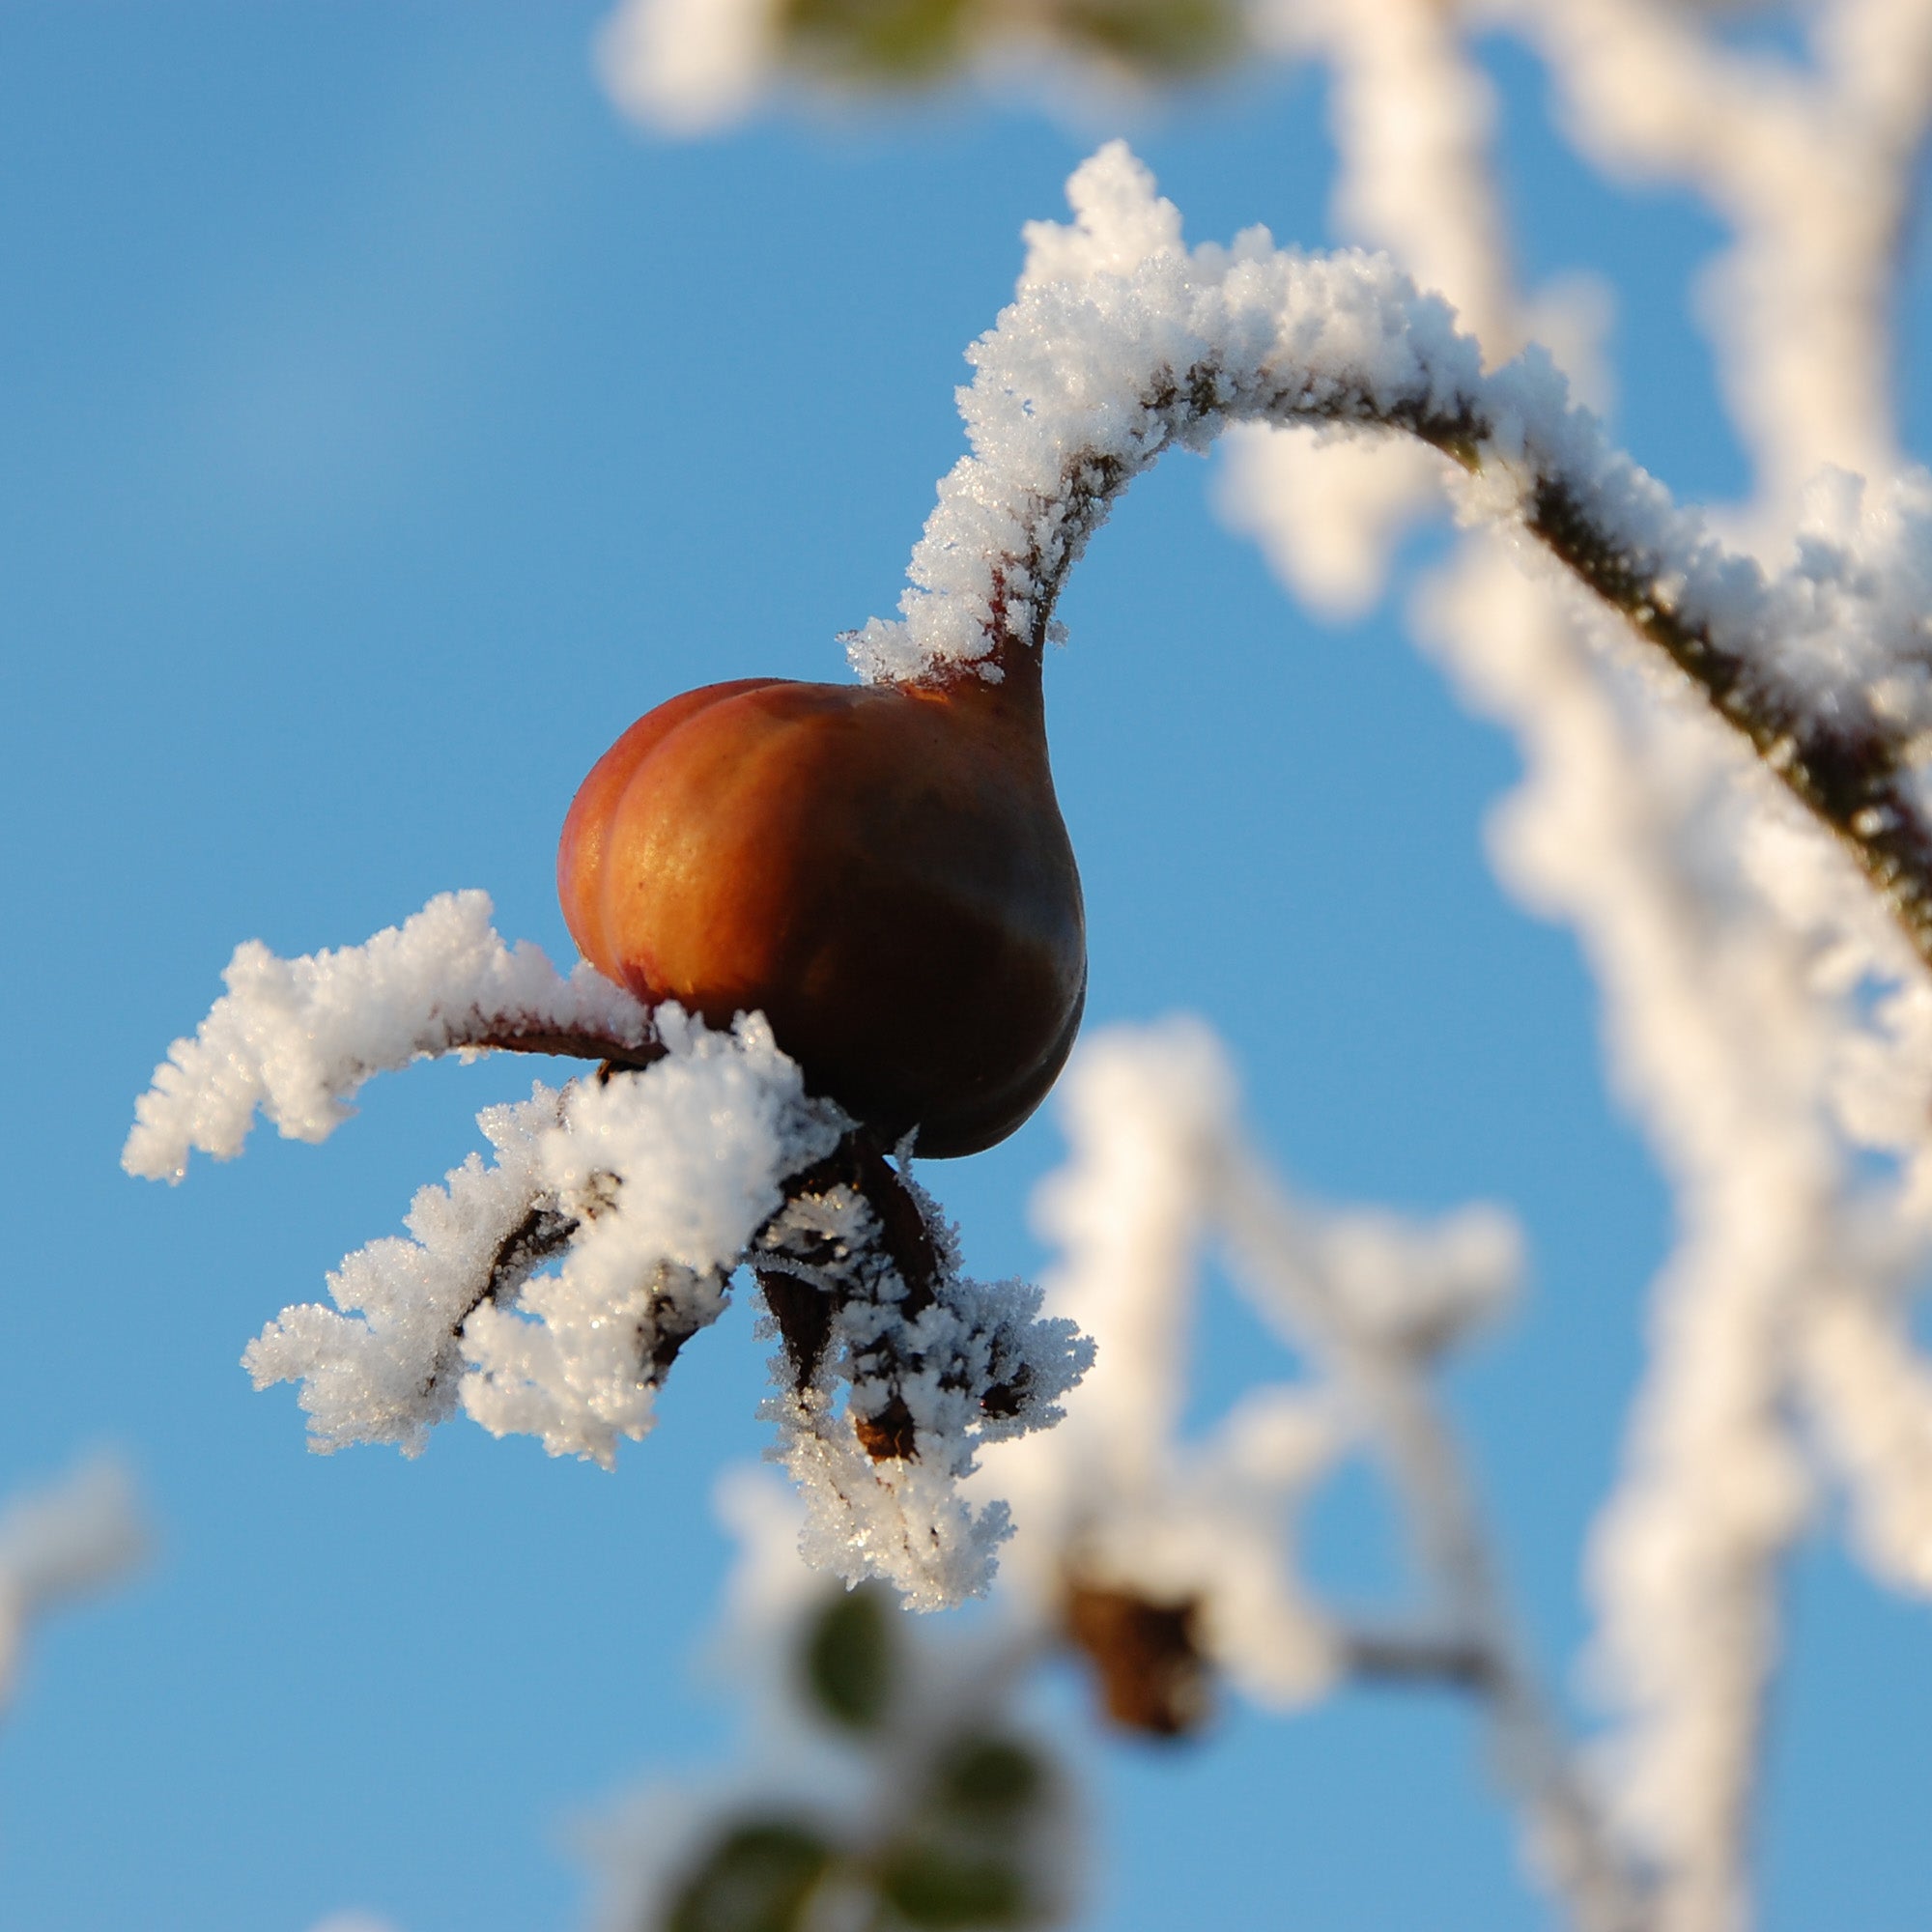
[
  {"left": 757, "top": 1138, "right": 1091, "bottom": 1609},
  {"left": 1209, "top": 9, "right": 1932, "bottom": 1930},
  {"left": 128, "top": 895, "right": 1090, "bottom": 1605},
  {"left": 982, "top": 1022, "right": 1646, "bottom": 1932}
]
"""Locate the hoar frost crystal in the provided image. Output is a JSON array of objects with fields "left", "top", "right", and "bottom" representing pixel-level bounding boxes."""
[{"left": 128, "top": 892, "right": 1089, "bottom": 1607}]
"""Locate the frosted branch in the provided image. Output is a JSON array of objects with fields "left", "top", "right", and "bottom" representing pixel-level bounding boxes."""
[
  {"left": 1215, "top": 1135, "right": 1647, "bottom": 1932},
  {"left": 854, "top": 143, "right": 1932, "bottom": 980},
  {"left": 129, "top": 895, "right": 1094, "bottom": 1602},
  {"left": 759, "top": 1137, "right": 1094, "bottom": 1609},
  {"left": 239, "top": 1008, "right": 852, "bottom": 1466},
  {"left": 1211, "top": 17, "right": 1932, "bottom": 1915},
  {"left": 999, "top": 1020, "right": 1650, "bottom": 1926},
  {"left": 1798, "top": 1274, "right": 1932, "bottom": 1599},
  {"left": 243, "top": 1085, "right": 577, "bottom": 1456},
  {"left": 1507, "top": 0, "right": 1932, "bottom": 497},
  {"left": 124, "top": 891, "right": 659, "bottom": 1183}
]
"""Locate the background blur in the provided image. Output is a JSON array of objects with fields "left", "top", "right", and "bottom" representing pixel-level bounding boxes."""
[{"left": 3, "top": 5, "right": 1928, "bottom": 1928}]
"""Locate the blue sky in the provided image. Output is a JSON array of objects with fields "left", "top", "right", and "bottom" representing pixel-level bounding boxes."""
[{"left": 2, "top": 7, "right": 1928, "bottom": 1929}]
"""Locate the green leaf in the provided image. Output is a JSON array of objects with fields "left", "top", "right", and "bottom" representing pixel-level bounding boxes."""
[
  {"left": 663, "top": 1818, "right": 835, "bottom": 1932},
  {"left": 778, "top": 0, "right": 976, "bottom": 80},
  {"left": 800, "top": 1583, "right": 897, "bottom": 1733},
  {"left": 878, "top": 1841, "right": 1032, "bottom": 1928},
  {"left": 1057, "top": 0, "right": 1242, "bottom": 74},
  {"left": 928, "top": 1734, "right": 1045, "bottom": 1825}
]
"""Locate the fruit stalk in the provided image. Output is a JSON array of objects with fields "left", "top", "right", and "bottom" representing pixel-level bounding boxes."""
[{"left": 754, "top": 1126, "right": 1049, "bottom": 1465}]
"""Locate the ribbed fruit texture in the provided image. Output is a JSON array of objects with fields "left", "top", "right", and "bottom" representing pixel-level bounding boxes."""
[{"left": 557, "top": 647, "right": 1085, "bottom": 1157}]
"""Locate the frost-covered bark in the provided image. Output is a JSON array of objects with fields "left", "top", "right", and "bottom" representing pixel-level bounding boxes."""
[
  {"left": 1201, "top": 10, "right": 1932, "bottom": 1928},
  {"left": 130, "top": 897, "right": 1091, "bottom": 1605},
  {"left": 845, "top": 142, "right": 1932, "bottom": 986}
]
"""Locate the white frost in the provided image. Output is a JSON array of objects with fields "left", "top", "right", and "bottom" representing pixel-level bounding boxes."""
[
  {"left": 244, "top": 1088, "right": 564, "bottom": 1456},
  {"left": 126, "top": 891, "right": 653, "bottom": 1182},
  {"left": 760, "top": 1162, "right": 1094, "bottom": 1608},
  {"left": 248, "top": 1011, "right": 847, "bottom": 1469},
  {"left": 463, "top": 1010, "right": 846, "bottom": 1466},
  {"left": 848, "top": 141, "right": 1932, "bottom": 838}
]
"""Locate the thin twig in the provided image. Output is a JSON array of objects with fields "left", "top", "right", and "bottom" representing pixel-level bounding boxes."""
[
  {"left": 1215, "top": 1146, "right": 1652, "bottom": 1932},
  {"left": 753, "top": 1131, "right": 948, "bottom": 1463},
  {"left": 1342, "top": 1624, "right": 1496, "bottom": 1691},
  {"left": 418, "top": 1200, "right": 579, "bottom": 1404},
  {"left": 463, "top": 1022, "right": 665, "bottom": 1069},
  {"left": 972, "top": 353, "right": 1932, "bottom": 979}
]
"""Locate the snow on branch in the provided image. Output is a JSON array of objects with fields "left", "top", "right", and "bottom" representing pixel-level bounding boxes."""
[
  {"left": 992, "top": 1019, "right": 1344, "bottom": 1723},
  {"left": 232, "top": 1015, "right": 1091, "bottom": 1602},
  {"left": 0, "top": 1455, "right": 148, "bottom": 1710},
  {"left": 236, "top": 1005, "right": 845, "bottom": 1463},
  {"left": 986, "top": 1019, "right": 1646, "bottom": 1930},
  {"left": 133, "top": 900, "right": 1091, "bottom": 1605},
  {"left": 756, "top": 1137, "right": 1094, "bottom": 1609},
  {"left": 1503, "top": 0, "right": 1932, "bottom": 498},
  {"left": 852, "top": 142, "right": 1932, "bottom": 978},
  {"left": 124, "top": 891, "right": 660, "bottom": 1183}
]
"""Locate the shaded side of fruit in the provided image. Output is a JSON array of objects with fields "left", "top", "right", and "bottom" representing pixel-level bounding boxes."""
[{"left": 559, "top": 650, "right": 1084, "bottom": 1157}]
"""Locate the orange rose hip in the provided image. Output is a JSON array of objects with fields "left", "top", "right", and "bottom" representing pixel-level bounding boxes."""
[{"left": 557, "top": 645, "right": 1085, "bottom": 1157}]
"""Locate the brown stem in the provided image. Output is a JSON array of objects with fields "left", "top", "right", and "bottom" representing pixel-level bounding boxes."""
[
  {"left": 463, "top": 1023, "right": 664, "bottom": 1069},
  {"left": 419, "top": 1201, "right": 579, "bottom": 1401},
  {"left": 1343, "top": 1625, "right": 1498, "bottom": 1691},
  {"left": 1525, "top": 474, "right": 1932, "bottom": 959},
  {"left": 753, "top": 1129, "right": 950, "bottom": 1463},
  {"left": 757, "top": 1266, "right": 838, "bottom": 1386},
  {"left": 1000, "top": 356, "right": 1932, "bottom": 978}
]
